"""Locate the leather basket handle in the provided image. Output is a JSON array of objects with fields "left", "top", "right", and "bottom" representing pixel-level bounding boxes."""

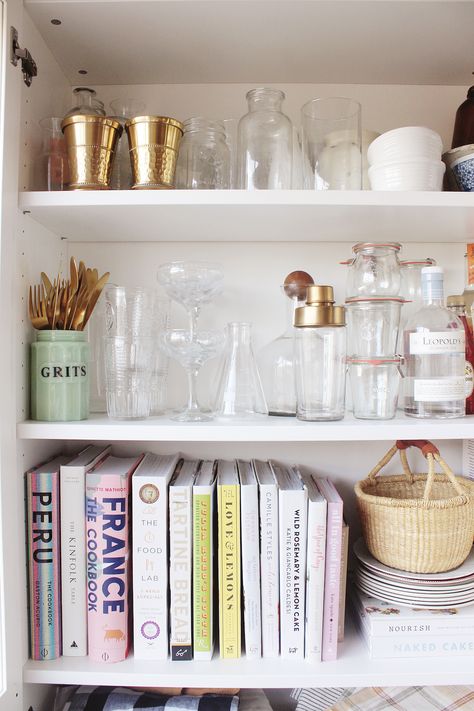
[{"left": 396, "top": 440, "right": 440, "bottom": 458}]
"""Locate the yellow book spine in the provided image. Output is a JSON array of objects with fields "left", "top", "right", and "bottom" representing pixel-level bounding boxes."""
[{"left": 218, "top": 483, "right": 241, "bottom": 658}]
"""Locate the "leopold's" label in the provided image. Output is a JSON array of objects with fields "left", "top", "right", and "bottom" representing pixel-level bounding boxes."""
[{"left": 410, "top": 331, "right": 465, "bottom": 355}]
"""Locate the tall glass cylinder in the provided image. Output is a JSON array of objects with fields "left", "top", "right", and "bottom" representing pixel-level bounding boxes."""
[
  {"left": 301, "top": 97, "right": 362, "bottom": 190},
  {"left": 237, "top": 88, "right": 293, "bottom": 189},
  {"left": 35, "top": 117, "right": 69, "bottom": 190}
]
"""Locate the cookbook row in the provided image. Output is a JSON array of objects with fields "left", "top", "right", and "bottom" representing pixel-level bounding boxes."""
[
  {"left": 26, "top": 446, "right": 348, "bottom": 664},
  {"left": 36, "top": 85, "right": 474, "bottom": 193}
]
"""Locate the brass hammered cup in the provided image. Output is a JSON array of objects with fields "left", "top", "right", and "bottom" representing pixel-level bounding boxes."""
[
  {"left": 125, "top": 116, "right": 184, "bottom": 189},
  {"left": 61, "top": 115, "right": 123, "bottom": 189}
]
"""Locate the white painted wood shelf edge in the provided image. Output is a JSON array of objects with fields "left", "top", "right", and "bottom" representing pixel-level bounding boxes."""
[
  {"left": 19, "top": 191, "right": 474, "bottom": 243},
  {"left": 16, "top": 413, "right": 474, "bottom": 441},
  {"left": 22, "top": 623, "right": 474, "bottom": 688}
]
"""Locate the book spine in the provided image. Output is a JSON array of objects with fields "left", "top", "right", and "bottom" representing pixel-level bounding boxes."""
[
  {"left": 193, "top": 486, "right": 214, "bottom": 660},
  {"left": 132, "top": 476, "right": 169, "bottom": 660},
  {"left": 337, "top": 521, "right": 349, "bottom": 643},
  {"left": 352, "top": 587, "right": 474, "bottom": 637},
  {"left": 241, "top": 484, "right": 262, "bottom": 658},
  {"left": 361, "top": 624, "right": 474, "bottom": 659},
  {"left": 170, "top": 484, "right": 193, "bottom": 660},
  {"left": 86, "top": 474, "right": 130, "bottom": 663},
  {"left": 321, "top": 500, "right": 343, "bottom": 661},
  {"left": 259, "top": 483, "right": 279, "bottom": 658},
  {"left": 27, "top": 470, "right": 61, "bottom": 660},
  {"left": 279, "top": 489, "right": 307, "bottom": 659},
  {"left": 304, "top": 500, "right": 326, "bottom": 660},
  {"left": 218, "top": 483, "right": 241, "bottom": 659},
  {"left": 60, "top": 465, "right": 87, "bottom": 656}
]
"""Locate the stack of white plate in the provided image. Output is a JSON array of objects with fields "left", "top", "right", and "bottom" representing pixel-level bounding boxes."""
[
  {"left": 367, "top": 126, "right": 445, "bottom": 190},
  {"left": 354, "top": 538, "right": 474, "bottom": 609}
]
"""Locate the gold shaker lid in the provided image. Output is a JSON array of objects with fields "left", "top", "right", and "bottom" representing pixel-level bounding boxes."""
[{"left": 294, "top": 285, "right": 345, "bottom": 327}]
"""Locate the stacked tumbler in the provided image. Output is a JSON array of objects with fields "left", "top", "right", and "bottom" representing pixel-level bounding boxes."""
[{"left": 344, "top": 242, "right": 404, "bottom": 419}]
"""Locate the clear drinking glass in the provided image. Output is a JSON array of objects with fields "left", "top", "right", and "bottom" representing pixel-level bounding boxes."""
[
  {"left": 157, "top": 261, "right": 224, "bottom": 337},
  {"left": 345, "top": 297, "right": 404, "bottom": 357},
  {"left": 294, "top": 326, "right": 347, "bottom": 421},
  {"left": 64, "top": 87, "right": 106, "bottom": 117},
  {"left": 348, "top": 357, "right": 402, "bottom": 419},
  {"left": 104, "top": 336, "right": 154, "bottom": 419},
  {"left": 345, "top": 242, "right": 402, "bottom": 298},
  {"left": 301, "top": 97, "right": 362, "bottom": 190},
  {"left": 161, "top": 329, "right": 224, "bottom": 422},
  {"left": 215, "top": 322, "right": 268, "bottom": 417},
  {"left": 237, "top": 88, "right": 293, "bottom": 189},
  {"left": 35, "top": 117, "right": 69, "bottom": 190},
  {"left": 175, "top": 117, "right": 231, "bottom": 189},
  {"left": 109, "top": 98, "right": 146, "bottom": 190},
  {"left": 104, "top": 285, "right": 159, "bottom": 337}
]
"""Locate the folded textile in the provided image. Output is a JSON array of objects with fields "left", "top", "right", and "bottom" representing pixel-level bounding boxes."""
[
  {"left": 66, "top": 687, "right": 239, "bottom": 711},
  {"left": 327, "top": 686, "right": 474, "bottom": 711},
  {"left": 291, "top": 688, "right": 358, "bottom": 711}
]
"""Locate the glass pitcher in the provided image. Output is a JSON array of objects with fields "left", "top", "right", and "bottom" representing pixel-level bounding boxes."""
[{"left": 64, "top": 87, "right": 106, "bottom": 117}]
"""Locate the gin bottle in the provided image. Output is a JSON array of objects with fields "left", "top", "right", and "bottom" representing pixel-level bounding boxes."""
[{"left": 403, "top": 266, "right": 465, "bottom": 419}]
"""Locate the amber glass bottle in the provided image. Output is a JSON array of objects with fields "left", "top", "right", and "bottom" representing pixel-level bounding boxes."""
[{"left": 451, "top": 86, "right": 474, "bottom": 148}]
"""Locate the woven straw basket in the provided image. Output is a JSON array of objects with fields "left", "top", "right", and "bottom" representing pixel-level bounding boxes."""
[{"left": 355, "top": 439, "right": 474, "bottom": 573}]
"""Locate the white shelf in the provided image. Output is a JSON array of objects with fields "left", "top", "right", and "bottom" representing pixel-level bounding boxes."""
[
  {"left": 22, "top": 622, "right": 474, "bottom": 688},
  {"left": 16, "top": 412, "right": 474, "bottom": 442},
  {"left": 25, "top": 0, "right": 474, "bottom": 86},
  {"left": 19, "top": 190, "right": 474, "bottom": 243}
]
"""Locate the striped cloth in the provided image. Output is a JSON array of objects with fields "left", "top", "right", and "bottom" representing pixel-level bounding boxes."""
[
  {"left": 327, "top": 686, "right": 474, "bottom": 711},
  {"left": 61, "top": 687, "right": 239, "bottom": 711},
  {"left": 292, "top": 687, "right": 358, "bottom": 711}
]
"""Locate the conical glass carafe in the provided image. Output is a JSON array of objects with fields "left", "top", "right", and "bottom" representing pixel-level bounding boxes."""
[
  {"left": 215, "top": 322, "right": 268, "bottom": 417},
  {"left": 258, "top": 287, "right": 309, "bottom": 416},
  {"left": 65, "top": 87, "right": 106, "bottom": 117}
]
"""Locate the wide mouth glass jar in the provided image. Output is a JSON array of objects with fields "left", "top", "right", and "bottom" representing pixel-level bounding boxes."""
[
  {"left": 345, "top": 241, "right": 402, "bottom": 298},
  {"left": 345, "top": 296, "right": 404, "bottom": 357},
  {"left": 348, "top": 356, "right": 402, "bottom": 419}
]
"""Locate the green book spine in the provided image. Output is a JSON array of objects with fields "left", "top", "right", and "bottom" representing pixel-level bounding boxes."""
[{"left": 193, "top": 492, "right": 213, "bottom": 659}]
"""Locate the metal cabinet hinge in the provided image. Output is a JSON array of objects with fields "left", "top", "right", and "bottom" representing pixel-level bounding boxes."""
[{"left": 10, "top": 27, "right": 37, "bottom": 87}]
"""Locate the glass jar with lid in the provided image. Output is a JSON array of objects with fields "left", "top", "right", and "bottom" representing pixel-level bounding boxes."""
[
  {"left": 64, "top": 87, "right": 106, "bottom": 117},
  {"left": 345, "top": 242, "right": 401, "bottom": 298},
  {"left": 237, "top": 88, "right": 293, "bottom": 189},
  {"left": 175, "top": 117, "right": 231, "bottom": 189}
]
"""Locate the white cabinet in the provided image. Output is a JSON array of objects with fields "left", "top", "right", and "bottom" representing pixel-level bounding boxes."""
[{"left": 1, "top": 2, "right": 474, "bottom": 709}]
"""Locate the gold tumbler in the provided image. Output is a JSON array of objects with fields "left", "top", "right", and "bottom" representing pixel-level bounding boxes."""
[
  {"left": 61, "top": 115, "right": 123, "bottom": 190},
  {"left": 125, "top": 116, "right": 184, "bottom": 189}
]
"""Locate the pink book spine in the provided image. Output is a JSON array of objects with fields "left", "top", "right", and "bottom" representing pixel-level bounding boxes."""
[
  {"left": 86, "top": 472, "right": 130, "bottom": 663},
  {"left": 319, "top": 483, "right": 343, "bottom": 662}
]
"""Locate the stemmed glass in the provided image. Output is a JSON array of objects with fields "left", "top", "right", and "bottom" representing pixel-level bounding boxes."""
[
  {"left": 161, "top": 329, "right": 224, "bottom": 421},
  {"left": 157, "top": 261, "right": 224, "bottom": 338}
]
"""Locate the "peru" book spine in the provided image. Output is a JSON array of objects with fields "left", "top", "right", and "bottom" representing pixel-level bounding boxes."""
[
  {"left": 218, "top": 479, "right": 241, "bottom": 658},
  {"left": 26, "top": 462, "right": 63, "bottom": 660}
]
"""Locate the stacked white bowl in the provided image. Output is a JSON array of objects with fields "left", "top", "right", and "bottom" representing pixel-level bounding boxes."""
[{"left": 367, "top": 126, "right": 445, "bottom": 190}]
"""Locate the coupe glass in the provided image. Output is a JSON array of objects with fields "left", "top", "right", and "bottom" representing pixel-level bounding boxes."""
[
  {"left": 161, "top": 328, "right": 224, "bottom": 422},
  {"left": 157, "top": 261, "right": 224, "bottom": 337}
]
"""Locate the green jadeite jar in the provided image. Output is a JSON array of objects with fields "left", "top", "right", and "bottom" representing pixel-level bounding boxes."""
[{"left": 30, "top": 330, "right": 90, "bottom": 421}]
